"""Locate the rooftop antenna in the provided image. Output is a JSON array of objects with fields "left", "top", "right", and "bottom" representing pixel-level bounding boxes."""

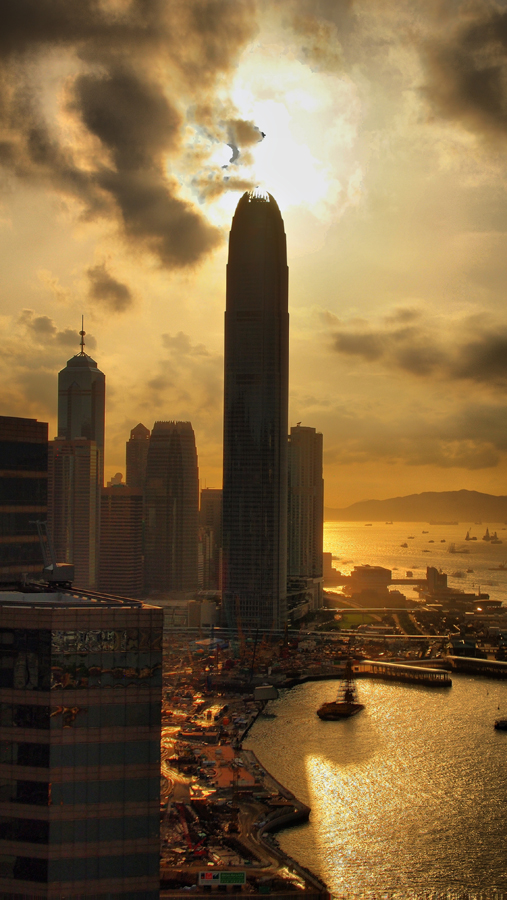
[{"left": 79, "top": 315, "right": 86, "bottom": 355}]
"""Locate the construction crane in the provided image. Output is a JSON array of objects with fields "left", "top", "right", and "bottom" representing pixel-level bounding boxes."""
[{"left": 31, "top": 520, "right": 74, "bottom": 587}]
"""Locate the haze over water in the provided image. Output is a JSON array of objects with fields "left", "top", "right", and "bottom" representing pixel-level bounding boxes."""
[
  {"left": 246, "top": 521, "right": 507, "bottom": 898},
  {"left": 324, "top": 521, "right": 507, "bottom": 605}
]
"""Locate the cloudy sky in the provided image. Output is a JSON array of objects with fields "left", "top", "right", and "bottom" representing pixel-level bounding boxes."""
[{"left": 2, "top": 0, "right": 507, "bottom": 507}]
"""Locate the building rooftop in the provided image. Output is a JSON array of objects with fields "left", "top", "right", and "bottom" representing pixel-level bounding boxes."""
[{"left": 0, "top": 589, "right": 158, "bottom": 609}]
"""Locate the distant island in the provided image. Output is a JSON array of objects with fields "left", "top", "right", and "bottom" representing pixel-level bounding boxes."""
[{"left": 325, "top": 490, "right": 507, "bottom": 523}]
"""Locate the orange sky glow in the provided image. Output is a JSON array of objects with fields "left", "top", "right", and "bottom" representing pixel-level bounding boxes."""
[{"left": 2, "top": 0, "right": 507, "bottom": 508}]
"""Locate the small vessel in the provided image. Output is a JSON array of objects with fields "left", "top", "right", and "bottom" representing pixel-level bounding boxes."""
[
  {"left": 317, "top": 660, "right": 364, "bottom": 720},
  {"left": 483, "top": 527, "right": 491, "bottom": 541},
  {"left": 400, "top": 542, "right": 408, "bottom": 548},
  {"left": 494, "top": 719, "right": 507, "bottom": 730},
  {"left": 406, "top": 571, "right": 413, "bottom": 577}
]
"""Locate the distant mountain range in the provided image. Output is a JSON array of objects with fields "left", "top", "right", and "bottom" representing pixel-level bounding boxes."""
[{"left": 325, "top": 490, "right": 507, "bottom": 523}]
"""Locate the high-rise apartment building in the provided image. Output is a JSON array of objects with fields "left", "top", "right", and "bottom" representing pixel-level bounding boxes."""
[
  {"left": 0, "top": 589, "right": 162, "bottom": 899},
  {"left": 48, "top": 439, "right": 100, "bottom": 590},
  {"left": 99, "top": 484, "right": 144, "bottom": 597},
  {"left": 126, "top": 423, "right": 150, "bottom": 491},
  {"left": 144, "top": 421, "right": 199, "bottom": 593},
  {"left": 222, "top": 189, "right": 289, "bottom": 631},
  {"left": 0, "top": 416, "right": 48, "bottom": 585},
  {"left": 287, "top": 425, "right": 324, "bottom": 610}
]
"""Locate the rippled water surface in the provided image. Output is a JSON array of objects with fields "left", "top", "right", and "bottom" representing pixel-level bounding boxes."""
[
  {"left": 324, "top": 520, "right": 507, "bottom": 604},
  {"left": 246, "top": 676, "right": 507, "bottom": 898}
]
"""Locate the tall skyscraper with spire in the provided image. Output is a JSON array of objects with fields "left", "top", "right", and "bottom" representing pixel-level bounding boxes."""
[
  {"left": 222, "top": 189, "right": 289, "bottom": 631},
  {"left": 48, "top": 322, "right": 105, "bottom": 589},
  {"left": 57, "top": 319, "right": 105, "bottom": 485}
]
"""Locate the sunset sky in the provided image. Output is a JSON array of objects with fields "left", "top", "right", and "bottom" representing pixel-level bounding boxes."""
[{"left": 2, "top": 0, "right": 507, "bottom": 508}]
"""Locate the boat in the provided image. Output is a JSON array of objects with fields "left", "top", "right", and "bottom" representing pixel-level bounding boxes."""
[
  {"left": 400, "top": 542, "right": 408, "bottom": 548},
  {"left": 483, "top": 528, "right": 491, "bottom": 541},
  {"left": 406, "top": 571, "right": 413, "bottom": 577},
  {"left": 494, "top": 719, "right": 507, "bottom": 730},
  {"left": 317, "top": 659, "right": 364, "bottom": 720}
]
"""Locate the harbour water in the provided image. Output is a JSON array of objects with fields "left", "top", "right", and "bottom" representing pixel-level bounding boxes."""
[
  {"left": 324, "top": 520, "right": 507, "bottom": 605},
  {"left": 246, "top": 522, "right": 507, "bottom": 899}
]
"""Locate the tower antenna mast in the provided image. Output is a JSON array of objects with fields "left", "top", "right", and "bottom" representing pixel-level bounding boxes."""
[{"left": 80, "top": 315, "right": 86, "bottom": 355}]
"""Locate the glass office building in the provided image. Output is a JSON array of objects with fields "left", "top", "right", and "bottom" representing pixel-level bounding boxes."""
[
  {"left": 222, "top": 189, "right": 289, "bottom": 631},
  {"left": 0, "top": 416, "right": 48, "bottom": 586},
  {"left": 0, "top": 591, "right": 162, "bottom": 899}
]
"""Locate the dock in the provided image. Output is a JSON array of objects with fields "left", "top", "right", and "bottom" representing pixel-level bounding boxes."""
[{"left": 354, "top": 659, "right": 452, "bottom": 686}]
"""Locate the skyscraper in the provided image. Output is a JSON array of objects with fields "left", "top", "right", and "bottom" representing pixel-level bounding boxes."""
[
  {"left": 287, "top": 424, "right": 324, "bottom": 610},
  {"left": 0, "top": 589, "right": 162, "bottom": 899},
  {"left": 199, "top": 488, "right": 222, "bottom": 591},
  {"left": 126, "top": 423, "right": 151, "bottom": 491},
  {"left": 222, "top": 189, "right": 289, "bottom": 631},
  {"left": 0, "top": 416, "right": 48, "bottom": 585},
  {"left": 57, "top": 327, "right": 105, "bottom": 486},
  {"left": 48, "top": 331, "right": 105, "bottom": 590},
  {"left": 99, "top": 484, "right": 144, "bottom": 596},
  {"left": 144, "top": 421, "right": 199, "bottom": 593},
  {"left": 48, "top": 438, "right": 100, "bottom": 589}
]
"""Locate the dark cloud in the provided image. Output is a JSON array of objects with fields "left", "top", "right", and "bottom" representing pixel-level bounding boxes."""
[
  {"left": 423, "top": 8, "right": 507, "bottom": 138},
  {"left": 18, "top": 309, "right": 96, "bottom": 350},
  {"left": 330, "top": 314, "right": 507, "bottom": 387},
  {"left": 0, "top": 0, "right": 258, "bottom": 268},
  {"left": 87, "top": 263, "right": 133, "bottom": 313},
  {"left": 318, "top": 399, "right": 507, "bottom": 471}
]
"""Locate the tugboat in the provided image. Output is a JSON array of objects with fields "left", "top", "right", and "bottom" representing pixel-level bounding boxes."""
[{"left": 317, "top": 659, "right": 364, "bottom": 720}]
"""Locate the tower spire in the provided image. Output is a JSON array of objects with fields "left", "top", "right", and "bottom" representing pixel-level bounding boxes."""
[{"left": 79, "top": 315, "right": 86, "bottom": 355}]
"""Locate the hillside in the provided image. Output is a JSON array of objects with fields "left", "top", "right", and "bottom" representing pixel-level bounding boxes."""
[{"left": 325, "top": 490, "right": 507, "bottom": 523}]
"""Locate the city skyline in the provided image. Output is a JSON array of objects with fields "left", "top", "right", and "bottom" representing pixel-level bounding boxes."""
[{"left": 2, "top": 2, "right": 507, "bottom": 507}]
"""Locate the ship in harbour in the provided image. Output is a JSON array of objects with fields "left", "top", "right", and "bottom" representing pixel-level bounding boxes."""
[{"left": 317, "top": 659, "right": 364, "bottom": 720}]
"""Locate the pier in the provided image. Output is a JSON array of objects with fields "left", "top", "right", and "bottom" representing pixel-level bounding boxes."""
[
  {"left": 447, "top": 656, "right": 507, "bottom": 679},
  {"left": 353, "top": 659, "right": 453, "bottom": 686}
]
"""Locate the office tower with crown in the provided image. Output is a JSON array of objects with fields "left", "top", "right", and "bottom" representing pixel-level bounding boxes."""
[
  {"left": 126, "top": 423, "right": 151, "bottom": 491},
  {"left": 0, "top": 416, "right": 48, "bottom": 585},
  {"left": 0, "top": 589, "right": 162, "bottom": 899},
  {"left": 144, "top": 422, "right": 199, "bottom": 593},
  {"left": 57, "top": 323, "right": 105, "bottom": 486},
  {"left": 222, "top": 189, "right": 289, "bottom": 631},
  {"left": 287, "top": 424, "right": 324, "bottom": 611},
  {"left": 48, "top": 326, "right": 105, "bottom": 590}
]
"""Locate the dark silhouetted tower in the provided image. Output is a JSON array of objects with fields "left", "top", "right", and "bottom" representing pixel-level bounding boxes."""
[
  {"left": 222, "top": 189, "right": 289, "bottom": 630},
  {"left": 144, "top": 421, "right": 199, "bottom": 593},
  {"left": 57, "top": 328, "right": 105, "bottom": 486},
  {"left": 0, "top": 416, "right": 48, "bottom": 584},
  {"left": 100, "top": 483, "right": 144, "bottom": 596},
  {"left": 288, "top": 424, "right": 324, "bottom": 609},
  {"left": 126, "top": 422, "right": 151, "bottom": 490},
  {"left": 48, "top": 332, "right": 105, "bottom": 589}
]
